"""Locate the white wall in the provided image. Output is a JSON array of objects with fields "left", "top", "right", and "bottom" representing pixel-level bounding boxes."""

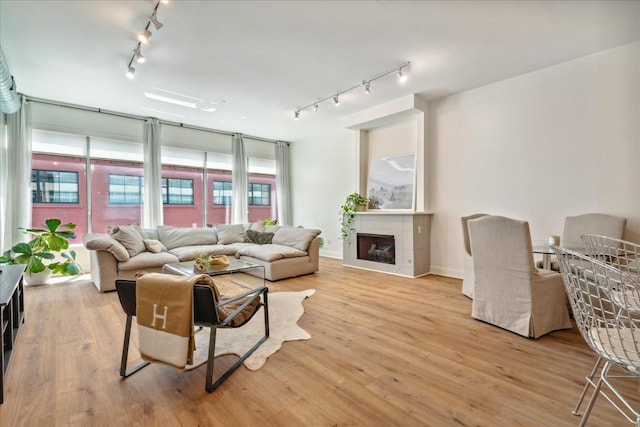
[
  {"left": 429, "top": 41, "right": 640, "bottom": 278},
  {"left": 290, "top": 41, "right": 640, "bottom": 277},
  {"left": 290, "top": 127, "right": 356, "bottom": 259}
]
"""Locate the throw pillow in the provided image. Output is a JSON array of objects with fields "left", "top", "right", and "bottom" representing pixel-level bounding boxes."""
[
  {"left": 84, "top": 235, "right": 130, "bottom": 262},
  {"left": 109, "top": 225, "right": 146, "bottom": 257},
  {"left": 273, "top": 227, "right": 321, "bottom": 251},
  {"left": 215, "top": 224, "right": 245, "bottom": 244},
  {"left": 245, "top": 230, "right": 274, "bottom": 245},
  {"left": 143, "top": 239, "right": 167, "bottom": 253}
]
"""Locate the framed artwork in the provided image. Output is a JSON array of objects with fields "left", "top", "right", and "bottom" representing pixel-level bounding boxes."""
[{"left": 367, "top": 153, "right": 415, "bottom": 210}]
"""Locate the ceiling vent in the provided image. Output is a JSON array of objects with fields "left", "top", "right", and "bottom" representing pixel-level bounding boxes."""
[{"left": 0, "top": 46, "right": 20, "bottom": 114}]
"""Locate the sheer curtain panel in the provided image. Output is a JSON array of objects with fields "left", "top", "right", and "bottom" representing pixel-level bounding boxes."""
[
  {"left": 143, "top": 118, "right": 163, "bottom": 228},
  {"left": 275, "top": 141, "right": 291, "bottom": 226},
  {"left": 231, "top": 134, "right": 248, "bottom": 224},
  {"left": 1, "top": 96, "right": 31, "bottom": 250}
]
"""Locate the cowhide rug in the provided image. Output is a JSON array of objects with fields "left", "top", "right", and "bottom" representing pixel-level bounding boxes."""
[{"left": 186, "top": 289, "right": 315, "bottom": 371}]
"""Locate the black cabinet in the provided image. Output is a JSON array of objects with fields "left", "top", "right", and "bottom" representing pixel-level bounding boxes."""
[{"left": 1, "top": 264, "right": 25, "bottom": 404}]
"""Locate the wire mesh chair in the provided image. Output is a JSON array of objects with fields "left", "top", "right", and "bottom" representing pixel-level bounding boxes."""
[
  {"left": 582, "top": 235, "right": 640, "bottom": 284},
  {"left": 570, "top": 236, "right": 640, "bottom": 417},
  {"left": 554, "top": 247, "right": 640, "bottom": 426}
]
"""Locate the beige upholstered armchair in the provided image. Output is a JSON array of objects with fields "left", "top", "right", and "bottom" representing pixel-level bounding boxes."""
[
  {"left": 540, "top": 213, "right": 627, "bottom": 271},
  {"left": 468, "top": 215, "right": 572, "bottom": 338},
  {"left": 461, "top": 213, "right": 488, "bottom": 299},
  {"left": 562, "top": 213, "right": 627, "bottom": 249}
]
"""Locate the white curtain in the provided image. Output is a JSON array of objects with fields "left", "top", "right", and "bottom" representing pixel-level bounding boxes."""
[
  {"left": 143, "top": 118, "right": 163, "bottom": 228},
  {"left": 1, "top": 96, "right": 31, "bottom": 250},
  {"left": 275, "top": 141, "right": 292, "bottom": 226},
  {"left": 231, "top": 133, "right": 248, "bottom": 224}
]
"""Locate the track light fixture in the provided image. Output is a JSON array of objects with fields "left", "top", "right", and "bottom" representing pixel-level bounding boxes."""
[
  {"left": 397, "top": 67, "right": 407, "bottom": 83},
  {"left": 293, "top": 61, "right": 409, "bottom": 119},
  {"left": 125, "top": 1, "right": 167, "bottom": 79},
  {"left": 149, "top": 11, "right": 163, "bottom": 30},
  {"left": 133, "top": 44, "right": 146, "bottom": 63},
  {"left": 126, "top": 66, "right": 135, "bottom": 79},
  {"left": 138, "top": 29, "right": 152, "bottom": 44}
]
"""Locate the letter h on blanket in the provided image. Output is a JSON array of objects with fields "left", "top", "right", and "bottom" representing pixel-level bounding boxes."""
[{"left": 115, "top": 272, "right": 269, "bottom": 392}]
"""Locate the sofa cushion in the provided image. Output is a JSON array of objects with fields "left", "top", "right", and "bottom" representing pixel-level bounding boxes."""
[
  {"left": 118, "top": 251, "right": 179, "bottom": 271},
  {"left": 109, "top": 225, "right": 147, "bottom": 257},
  {"left": 245, "top": 230, "right": 274, "bottom": 245},
  {"left": 169, "top": 245, "right": 238, "bottom": 261},
  {"left": 273, "top": 227, "right": 321, "bottom": 251},
  {"left": 84, "top": 235, "right": 130, "bottom": 262},
  {"left": 216, "top": 224, "right": 245, "bottom": 244},
  {"left": 157, "top": 225, "right": 217, "bottom": 250},
  {"left": 235, "top": 244, "right": 307, "bottom": 262},
  {"left": 144, "top": 239, "right": 167, "bottom": 253}
]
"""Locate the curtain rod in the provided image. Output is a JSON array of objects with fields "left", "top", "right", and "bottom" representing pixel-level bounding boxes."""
[{"left": 23, "top": 95, "right": 288, "bottom": 146}]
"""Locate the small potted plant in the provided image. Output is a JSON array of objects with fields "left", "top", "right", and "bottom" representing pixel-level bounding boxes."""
[
  {"left": 339, "top": 192, "right": 368, "bottom": 245},
  {"left": 0, "top": 218, "right": 82, "bottom": 285}
]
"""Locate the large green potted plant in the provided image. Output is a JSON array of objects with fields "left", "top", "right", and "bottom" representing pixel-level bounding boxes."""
[
  {"left": 0, "top": 218, "right": 82, "bottom": 285},
  {"left": 339, "top": 192, "right": 368, "bottom": 245}
]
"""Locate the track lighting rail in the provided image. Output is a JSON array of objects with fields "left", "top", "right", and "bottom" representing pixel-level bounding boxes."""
[
  {"left": 294, "top": 61, "right": 410, "bottom": 119},
  {"left": 125, "top": 1, "right": 166, "bottom": 79}
]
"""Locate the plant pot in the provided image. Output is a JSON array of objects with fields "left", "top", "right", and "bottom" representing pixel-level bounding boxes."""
[{"left": 23, "top": 269, "right": 52, "bottom": 286}]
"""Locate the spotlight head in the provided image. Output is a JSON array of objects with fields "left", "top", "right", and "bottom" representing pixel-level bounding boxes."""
[
  {"left": 149, "top": 12, "right": 163, "bottom": 30},
  {"left": 126, "top": 66, "right": 136, "bottom": 79},
  {"left": 313, "top": 104, "right": 318, "bottom": 112},
  {"left": 397, "top": 68, "right": 407, "bottom": 83},
  {"left": 138, "top": 29, "right": 152, "bottom": 44},
  {"left": 134, "top": 46, "right": 146, "bottom": 63},
  {"left": 333, "top": 95, "right": 340, "bottom": 106},
  {"left": 294, "top": 110, "right": 300, "bottom": 120},
  {"left": 364, "top": 81, "right": 371, "bottom": 94}
]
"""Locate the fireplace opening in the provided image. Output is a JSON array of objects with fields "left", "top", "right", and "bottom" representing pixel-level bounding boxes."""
[{"left": 357, "top": 233, "right": 395, "bottom": 265}]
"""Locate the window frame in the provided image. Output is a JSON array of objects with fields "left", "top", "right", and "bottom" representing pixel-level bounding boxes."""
[{"left": 31, "top": 169, "right": 80, "bottom": 204}]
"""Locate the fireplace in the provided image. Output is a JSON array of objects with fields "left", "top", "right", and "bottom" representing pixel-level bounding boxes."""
[{"left": 357, "top": 233, "right": 395, "bottom": 265}]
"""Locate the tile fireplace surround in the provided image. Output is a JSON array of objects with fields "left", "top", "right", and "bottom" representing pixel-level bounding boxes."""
[{"left": 342, "top": 211, "right": 432, "bottom": 277}]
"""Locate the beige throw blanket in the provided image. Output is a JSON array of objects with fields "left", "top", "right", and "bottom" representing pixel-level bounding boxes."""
[{"left": 136, "top": 273, "right": 213, "bottom": 369}]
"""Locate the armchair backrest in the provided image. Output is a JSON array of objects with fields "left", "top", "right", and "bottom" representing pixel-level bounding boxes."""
[
  {"left": 562, "top": 214, "right": 627, "bottom": 249},
  {"left": 469, "top": 215, "right": 537, "bottom": 299},
  {"left": 116, "top": 279, "right": 219, "bottom": 324},
  {"left": 461, "top": 213, "right": 488, "bottom": 257}
]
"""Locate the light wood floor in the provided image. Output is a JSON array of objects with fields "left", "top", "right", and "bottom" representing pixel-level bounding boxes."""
[{"left": 1, "top": 257, "right": 638, "bottom": 426}]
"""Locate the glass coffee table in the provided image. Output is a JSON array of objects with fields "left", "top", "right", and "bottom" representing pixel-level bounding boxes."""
[{"left": 163, "top": 258, "right": 265, "bottom": 293}]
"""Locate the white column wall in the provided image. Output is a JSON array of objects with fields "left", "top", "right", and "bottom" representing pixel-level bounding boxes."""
[{"left": 290, "top": 128, "right": 356, "bottom": 259}]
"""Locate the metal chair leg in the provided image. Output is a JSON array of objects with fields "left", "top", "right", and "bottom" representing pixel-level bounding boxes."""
[
  {"left": 572, "top": 356, "right": 603, "bottom": 416},
  {"left": 204, "top": 297, "right": 270, "bottom": 393},
  {"left": 579, "top": 363, "right": 607, "bottom": 427},
  {"left": 120, "top": 315, "right": 150, "bottom": 378}
]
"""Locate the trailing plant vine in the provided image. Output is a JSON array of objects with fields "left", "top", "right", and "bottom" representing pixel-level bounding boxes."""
[{"left": 339, "top": 192, "right": 368, "bottom": 245}]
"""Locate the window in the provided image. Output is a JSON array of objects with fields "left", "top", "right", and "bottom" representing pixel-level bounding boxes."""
[
  {"left": 249, "top": 183, "right": 270, "bottom": 206},
  {"left": 213, "top": 181, "right": 232, "bottom": 206},
  {"left": 162, "top": 178, "right": 194, "bottom": 205},
  {"left": 108, "top": 174, "right": 143, "bottom": 204},
  {"left": 31, "top": 169, "right": 79, "bottom": 203}
]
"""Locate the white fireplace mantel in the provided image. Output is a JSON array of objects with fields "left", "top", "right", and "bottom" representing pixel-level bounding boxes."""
[{"left": 342, "top": 211, "right": 432, "bottom": 277}]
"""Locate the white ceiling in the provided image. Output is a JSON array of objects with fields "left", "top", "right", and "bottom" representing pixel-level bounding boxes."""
[{"left": 1, "top": 0, "right": 639, "bottom": 142}]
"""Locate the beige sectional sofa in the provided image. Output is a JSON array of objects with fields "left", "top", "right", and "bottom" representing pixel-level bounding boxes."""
[{"left": 83, "top": 223, "right": 321, "bottom": 292}]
